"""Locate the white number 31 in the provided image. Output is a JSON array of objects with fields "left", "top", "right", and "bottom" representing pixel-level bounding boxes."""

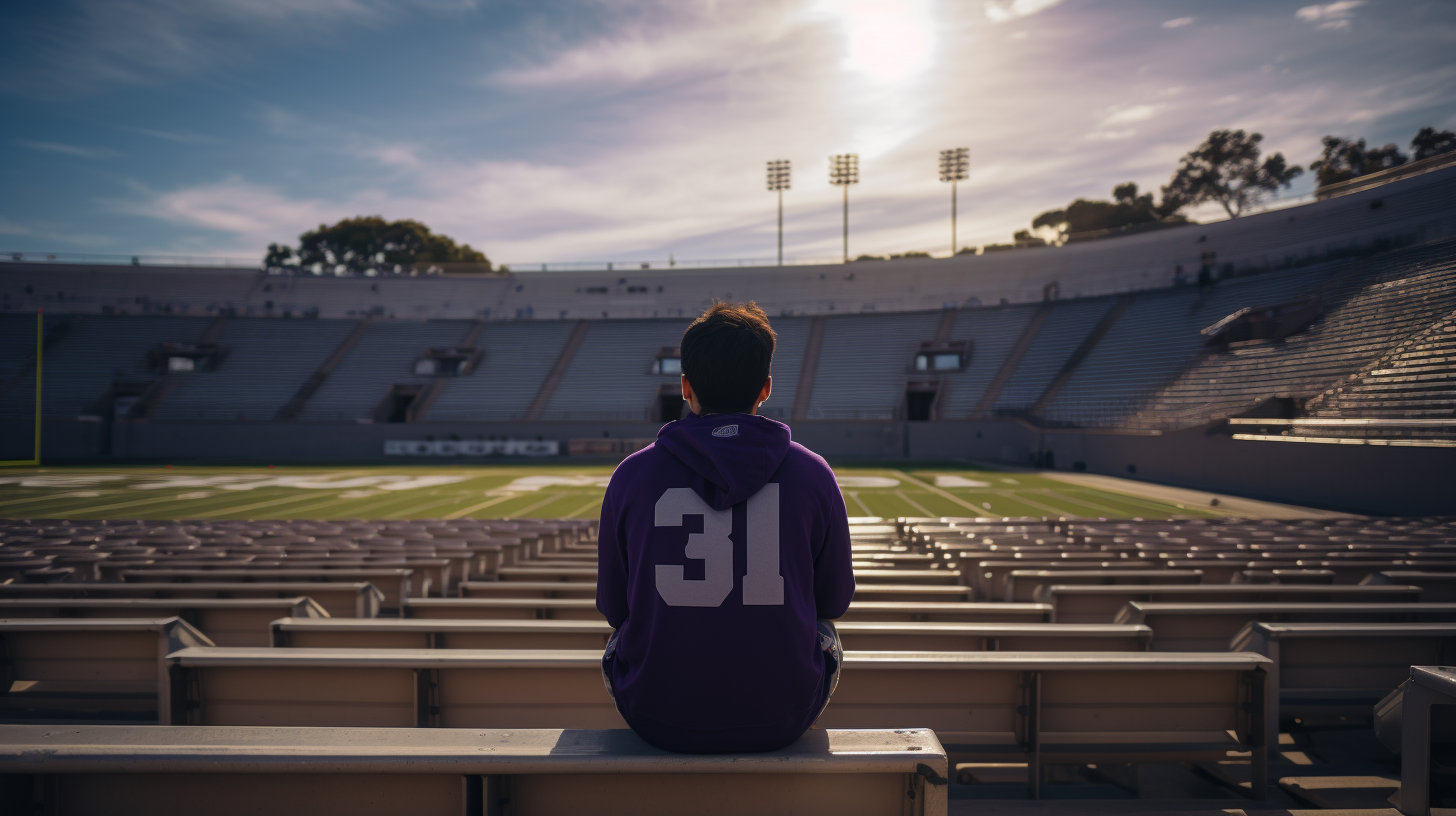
[{"left": 653, "top": 484, "right": 784, "bottom": 607}]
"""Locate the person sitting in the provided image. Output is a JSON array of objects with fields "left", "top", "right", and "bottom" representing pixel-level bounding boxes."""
[{"left": 596, "top": 301, "right": 855, "bottom": 753}]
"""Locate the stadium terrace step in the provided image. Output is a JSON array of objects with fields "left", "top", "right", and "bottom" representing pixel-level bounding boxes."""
[
  {"left": 1114, "top": 601, "right": 1456, "bottom": 651},
  {"left": 0, "top": 725, "right": 949, "bottom": 816},
  {"left": 0, "top": 617, "right": 211, "bottom": 725},
  {"left": 0, "top": 581, "right": 383, "bottom": 619},
  {"left": 1044, "top": 583, "right": 1424, "bottom": 623},
  {"left": 495, "top": 565, "right": 597, "bottom": 582},
  {"left": 119, "top": 568, "right": 418, "bottom": 613},
  {"left": 852, "top": 569, "right": 965, "bottom": 585},
  {"left": 1231, "top": 621, "right": 1456, "bottom": 751},
  {"left": 0, "top": 597, "right": 327, "bottom": 647}
]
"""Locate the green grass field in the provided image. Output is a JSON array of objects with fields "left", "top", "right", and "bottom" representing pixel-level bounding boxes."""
[{"left": 0, "top": 463, "right": 1226, "bottom": 521}]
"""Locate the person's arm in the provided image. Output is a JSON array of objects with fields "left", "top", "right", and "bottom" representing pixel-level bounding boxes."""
[
  {"left": 595, "top": 481, "right": 630, "bottom": 629},
  {"left": 812, "top": 483, "right": 855, "bottom": 620}
]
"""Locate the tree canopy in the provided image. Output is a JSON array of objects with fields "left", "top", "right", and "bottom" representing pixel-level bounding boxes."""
[
  {"left": 265, "top": 217, "right": 489, "bottom": 274},
  {"left": 1030, "top": 182, "right": 1184, "bottom": 243},
  {"left": 1160, "top": 129, "right": 1303, "bottom": 219},
  {"left": 1308, "top": 136, "right": 1407, "bottom": 188},
  {"left": 1410, "top": 127, "right": 1456, "bottom": 161}
]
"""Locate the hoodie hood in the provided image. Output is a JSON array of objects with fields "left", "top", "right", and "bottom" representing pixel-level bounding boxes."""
[{"left": 654, "top": 413, "right": 792, "bottom": 510}]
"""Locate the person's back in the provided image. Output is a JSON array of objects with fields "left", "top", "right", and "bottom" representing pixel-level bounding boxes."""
[{"left": 596, "top": 302, "right": 854, "bottom": 753}]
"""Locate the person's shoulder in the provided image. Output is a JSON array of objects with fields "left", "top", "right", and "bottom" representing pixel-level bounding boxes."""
[
  {"left": 781, "top": 442, "right": 836, "bottom": 480},
  {"left": 610, "top": 441, "right": 666, "bottom": 480}
]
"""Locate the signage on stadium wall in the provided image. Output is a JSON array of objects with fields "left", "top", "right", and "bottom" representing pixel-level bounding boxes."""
[{"left": 383, "top": 440, "right": 560, "bottom": 457}]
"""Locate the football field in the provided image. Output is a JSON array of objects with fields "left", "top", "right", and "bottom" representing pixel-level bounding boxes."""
[{"left": 0, "top": 462, "right": 1228, "bottom": 521}]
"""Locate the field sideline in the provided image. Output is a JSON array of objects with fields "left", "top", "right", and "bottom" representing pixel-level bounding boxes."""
[{"left": 0, "top": 462, "right": 1234, "bottom": 521}]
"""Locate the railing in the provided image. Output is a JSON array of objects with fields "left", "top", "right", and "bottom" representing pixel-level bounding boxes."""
[{"left": 2, "top": 251, "right": 261, "bottom": 268}]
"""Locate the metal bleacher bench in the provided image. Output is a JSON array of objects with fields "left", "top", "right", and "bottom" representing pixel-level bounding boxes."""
[
  {"left": 1044, "top": 583, "right": 1425, "bottom": 623},
  {"left": 1001, "top": 568, "right": 1202, "bottom": 602},
  {"left": 1363, "top": 570, "right": 1456, "bottom": 602},
  {"left": 1115, "top": 601, "right": 1456, "bottom": 650},
  {"left": 0, "top": 617, "right": 211, "bottom": 725},
  {"left": 268, "top": 617, "right": 1151, "bottom": 652},
  {"left": 0, "top": 581, "right": 383, "bottom": 619},
  {"left": 404, "top": 597, "right": 1053, "bottom": 623},
  {"left": 0, "top": 725, "right": 949, "bottom": 816},
  {"left": 1231, "top": 621, "right": 1456, "bottom": 751},
  {"left": 1385, "top": 666, "right": 1456, "bottom": 816},
  {"left": 119, "top": 567, "right": 417, "bottom": 614},
  {"left": 162, "top": 647, "right": 1268, "bottom": 799},
  {"left": 0, "top": 597, "right": 327, "bottom": 647}
]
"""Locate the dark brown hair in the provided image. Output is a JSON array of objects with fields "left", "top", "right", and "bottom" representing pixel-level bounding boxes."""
[{"left": 679, "top": 301, "right": 776, "bottom": 414}]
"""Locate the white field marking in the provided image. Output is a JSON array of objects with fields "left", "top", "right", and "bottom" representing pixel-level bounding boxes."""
[
  {"left": 845, "top": 491, "right": 874, "bottom": 517},
  {"left": 506, "top": 492, "right": 570, "bottom": 519},
  {"left": 338, "top": 490, "right": 381, "bottom": 499},
  {"left": 1056, "top": 486, "right": 1212, "bottom": 517},
  {"left": 176, "top": 492, "right": 213, "bottom": 500},
  {"left": 0, "top": 475, "right": 126, "bottom": 487},
  {"left": 566, "top": 497, "right": 603, "bottom": 519},
  {"left": 376, "top": 494, "right": 480, "bottom": 520},
  {"left": 123, "top": 472, "right": 471, "bottom": 492},
  {"left": 893, "top": 490, "right": 936, "bottom": 517},
  {"left": 890, "top": 471, "right": 983, "bottom": 514},
  {"left": 488, "top": 475, "right": 611, "bottom": 495},
  {"left": 16, "top": 491, "right": 219, "bottom": 516},
  {"left": 1032, "top": 487, "right": 1149, "bottom": 518},
  {"left": 934, "top": 475, "right": 991, "bottom": 488},
  {"left": 989, "top": 489, "right": 1069, "bottom": 516},
  {"left": 835, "top": 476, "right": 900, "bottom": 489},
  {"left": 188, "top": 491, "right": 352, "bottom": 519},
  {"left": 1001, "top": 478, "right": 1019, "bottom": 484},
  {"left": 443, "top": 494, "right": 519, "bottom": 520}
]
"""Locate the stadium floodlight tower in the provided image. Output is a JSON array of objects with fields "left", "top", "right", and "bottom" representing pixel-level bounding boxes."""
[
  {"left": 939, "top": 147, "right": 970, "bottom": 255},
  {"left": 828, "top": 153, "right": 859, "bottom": 263},
  {"left": 766, "top": 159, "right": 791, "bottom": 266}
]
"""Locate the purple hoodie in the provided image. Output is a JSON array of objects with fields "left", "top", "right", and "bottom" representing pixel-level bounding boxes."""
[{"left": 596, "top": 412, "right": 855, "bottom": 753}]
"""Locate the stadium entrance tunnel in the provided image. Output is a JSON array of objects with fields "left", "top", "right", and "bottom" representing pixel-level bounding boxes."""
[
  {"left": 655, "top": 384, "right": 685, "bottom": 423},
  {"left": 376, "top": 385, "right": 422, "bottom": 424},
  {"left": 905, "top": 381, "right": 941, "bottom": 422}
]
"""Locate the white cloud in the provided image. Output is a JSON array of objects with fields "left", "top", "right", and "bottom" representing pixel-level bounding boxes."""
[
  {"left": 1102, "top": 104, "right": 1161, "bottom": 125},
  {"left": 984, "top": 0, "right": 1065, "bottom": 24},
  {"left": 13, "top": 140, "right": 118, "bottom": 159},
  {"left": 1162, "top": 17, "right": 1194, "bottom": 29},
  {"left": 1296, "top": 1, "right": 1365, "bottom": 30}
]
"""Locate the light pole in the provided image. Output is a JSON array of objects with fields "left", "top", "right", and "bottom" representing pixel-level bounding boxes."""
[
  {"left": 829, "top": 153, "right": 859, "bottom": 263},
  {"left": 766, "top": 160, "right": 791, "bottom": 266},
  {"left": 939, "top": 147, "right": 969, "bottom": 255}
]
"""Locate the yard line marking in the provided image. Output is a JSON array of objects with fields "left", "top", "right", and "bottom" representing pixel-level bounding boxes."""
[
  {"left": 845, "top": 491, "right": 874, "bottom": 517},
  {"left": 1030, "top": 487, "right": 1130, "bottom": 517},
  {"left": 189, "top": 491, "right": 347, "bottom": 519},
  {"left": 891, "top": 470, "right": 983, "bottom": 514},
  {"left": 989, "top": 489, "right": 1069, "bottom": 517},
  {"left": 893, "top": 489, "right": 936, "bottom": 517},
  {"left": 385, "top": 494, "right": 481, "bottom": 520},
  {"left": 506, "top": 492, "right": 569, "bottom": 519},
  {"left": 566, "top": 497, "right": 603, "bottom": 519},
  {"left": 1056, "top": 486, "right": 1204, "bottom": 517},
  {"left": 443, "top": 494, "right": 518, "bottom": 520}
]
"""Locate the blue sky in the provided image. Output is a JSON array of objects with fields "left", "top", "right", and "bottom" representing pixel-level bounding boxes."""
[{"left": 1, "top": 0, "right": 1453, "bottom": 266}]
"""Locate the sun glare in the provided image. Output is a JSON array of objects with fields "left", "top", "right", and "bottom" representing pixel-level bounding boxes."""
[{"left": 821, "top": 0, "right": 935, "bottom": 84}]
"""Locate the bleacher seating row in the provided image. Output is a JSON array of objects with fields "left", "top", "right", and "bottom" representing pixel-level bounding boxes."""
[
  {"left": 4, "top": 238, "right": 1454, "bottom": 436},
  {"left": 2, "top": 513, "right": 1454, "bottom": 810}
]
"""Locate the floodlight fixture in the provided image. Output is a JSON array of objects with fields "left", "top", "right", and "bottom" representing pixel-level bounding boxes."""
[
  {"left": 829, "top": 153, "right": 860, "bottom": 263},
  {"left": 767, "top": 160, "right": 791, "bottom": 265},
  {"left": 939, "top": 147, "right": 970, "bottom": 254}
]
